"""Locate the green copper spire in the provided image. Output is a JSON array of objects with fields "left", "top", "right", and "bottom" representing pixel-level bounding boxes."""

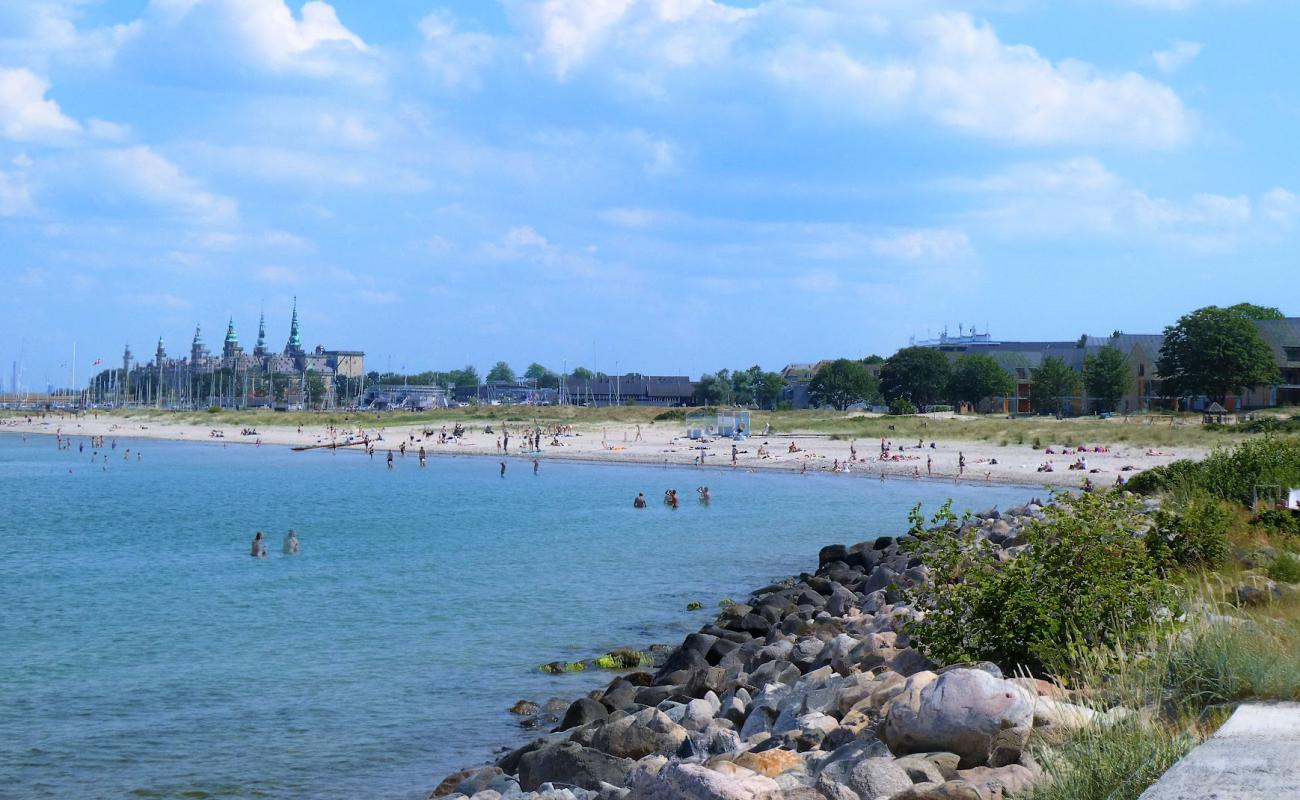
[
  {"left": 225, "top": 317, "right": 238, "bottom": 343},
  {"left": 287, "top": 297, "right": 302, "bottom": 350},
  {"left": 256, "top": 310, "right": 267, "bottom": 350}
]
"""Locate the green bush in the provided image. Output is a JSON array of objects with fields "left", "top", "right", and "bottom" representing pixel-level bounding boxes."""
[
  {"left": 207, "top": 405, "right": 221, "bottom": 413},
  {"left": 906, "top": 491, "right": 1173, "bottom": 676},
  {"left": 1268, "top": 552, "right": 1300, "bottom": 583},
  {"left": 653, "top": 409, "right": 685, "bottom": 421},
  {"left": 1145, "top": 493, "right": 1232, "bottom": 572},
  {"left": 889, "top": 397, "right": 917, "bottom": 416},
  {"left": 1125, "top": 436, "right": 1300, "bottom": 506},
  {"left": 1254, "top": 508, "right": 1300, "bottom": 536}
]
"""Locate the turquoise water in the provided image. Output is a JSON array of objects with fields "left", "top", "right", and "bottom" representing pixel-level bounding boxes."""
[{"left": 0, "top": 432, "right": 1036, "bottom": 799}]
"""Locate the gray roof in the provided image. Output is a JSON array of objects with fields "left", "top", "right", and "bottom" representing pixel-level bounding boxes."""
[{"left": 1253, "top": 319, "right": 1300, "bottom": 366}]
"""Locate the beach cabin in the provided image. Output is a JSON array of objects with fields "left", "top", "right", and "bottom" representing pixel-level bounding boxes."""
[{"left": 686, "top": 410, "right": 752, "bottom": 440}]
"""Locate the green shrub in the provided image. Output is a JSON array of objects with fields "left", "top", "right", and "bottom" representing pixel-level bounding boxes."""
[
  {"left": 776, "top": 401, "right": 793, "bottom": 411},
  {"left": 1268, "top": 552, "right": 1300, "bottom": 583},
  {"left": 1145, "top": 493, "right": 1232, "bottom": 572},
  {"left": 889, "top": 398, "right": 917, "bottom": 416},
  {"left": 1126, "top": 436, "right": 1300, "bottom": 505},
  {"left": 653, "top": 409, "right": 685, "bottom": 421},
  {"left": 207, "top": 405, "right": 221, "bottom": 413},
  {"left": 1254, "top": 508, "right": 1300, "bottom": 536},
  {"left": 906, "top": 491, "right": 1173, "bottom": 676}
]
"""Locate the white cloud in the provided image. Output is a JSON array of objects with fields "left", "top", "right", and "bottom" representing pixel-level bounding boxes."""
[
  {"left": 254, "top": 264, "right": 302, "bottom": 284},
  {"left": 1153, "top": 40, "right": 1202, "bottom": 74},
  {"left": 419, "top": 10, "right": 495, "bottom": 89},
  {"left": 951, "top": 158, "right": 1293, "bottom": 251},
  {"left": 791, "top": 270, "right": 840, "bottom": 292},
  {"left": 519, "top": 0, "right": 753, "bottom": 79},
  {"left": 870, "top": 229, "right": 973, "bottom": 262},
  {"left": 504, "top": 225, "right": 550, "bottom": 249},
  {"left": 0, "top": 2, "right": 142, "bottom": 70},
  {"left": 0, "top": 167, "right": 34, "bottom": 216},
  {"left": 142, "top": 0, "right": 372, "bottom": 80},
  {"left": 318, "top": 112, "right": 378, "bottom": 147},
  {"left": 0, "top": 67, "right": 81, "bottom": 141},
  {"left": 125, "top": 291, "right": 191, "bottom": 309},
  {"left": 87, "top": 118, "right": 132, "bottom": 141},
  {"left": 1120, "top": 0, "right": 1197, "bottom": 9},
  {"left": 99, "top": 146, "right": 237, "bottom": 223},
  {"left": 518, "top": 6, "right": 1189, "bottom": 148},
  {"left": 1261, "top": 188, "right": 1300, "bottom": 227}
]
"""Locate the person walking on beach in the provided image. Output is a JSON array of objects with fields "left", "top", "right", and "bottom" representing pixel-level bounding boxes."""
[
  {"left": 633, "top": 493, "right": 647, "bottom": 508},
  {"left": 634, "top": 424, "right": 643, "bottom": 442},
  {"left": 252, "top": 532, "right": 266, "bottom": 558},
  {"left": 731, "top": 444, "right": 738, "bottom": 466},
  {"left": 926, "top": 454, "right": 932, "bottom": 477},
  {"left": 958, "top": 451, "right": 966, "bottom": 476}
]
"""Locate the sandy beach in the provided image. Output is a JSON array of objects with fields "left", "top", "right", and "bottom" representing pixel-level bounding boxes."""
[{"left": 1, "top": 412, "right": 1203, "bottom": 489}]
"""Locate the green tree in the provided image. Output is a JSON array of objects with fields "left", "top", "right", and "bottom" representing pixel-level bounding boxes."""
[
  {"left": 486, "top": 361, "right": 516, "bottom": 383},
  {"left": 861, "top": 354, "right": 885, "bottom": 365},
  {"left": 1158, "top": 306, "right": 1281, "bottom": 405},
  {"left": 756, "top": 371, "right": 787, "bottom": 410},
  {"left": 731, "top": 366, "right": 759, "bottom": 405},
  {"left": 947, "top": 354, "right": 1014, "bottom": 408},
  {"left": 304, "top": 370, "right": 327, "bottom": 409},
  {"left": 447, "top": 365, "right": 479, "bottom": 387},
  {"left": 808, "top": 358, "right": 880, "bottom": 411},
  {"left": 570, "top": 366, "right": 595, "bottom": 381},
  {"left": 693, "top": 371, "right": 735, "bottom": 405},
  {"left": 1031, "top": 356, "right": 1080, "bottom": 415},
  {"left": 879, "top": 346, "right": 951, "bottom": 408},
  {"left": 1083, "top": 345, "right": 1132, "bottom": 412},
  {"left": 524, "top": 362, "right": 560, "bottom": 389},
  {"left": 1226, "top": 302, "right": 1285, "bottom": 321}
]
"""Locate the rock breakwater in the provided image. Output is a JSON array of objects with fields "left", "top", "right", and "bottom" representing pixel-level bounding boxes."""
[{"left": 435, "top": 502, "right": 1121, "bottom": 800}]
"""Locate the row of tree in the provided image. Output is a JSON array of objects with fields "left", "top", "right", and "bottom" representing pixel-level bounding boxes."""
[{"left": 693, "top": 366, "right": 788, "bottom": 409}]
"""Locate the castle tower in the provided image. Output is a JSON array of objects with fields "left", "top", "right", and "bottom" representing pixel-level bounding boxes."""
[
  {"left": 284, "top": 297, "right": 303, "bottom": 358},
  {"left": 191, "top": 325, "right": 206, "bottom": 364},
  {"left": 222, "top": 317, "right": 241, "bottom": 360},
  {"left": 155, "top": 337, "right": 167, "bottom": 368},
  {"left": 254, "top": 310, "right": 268, "bottom": 358}
]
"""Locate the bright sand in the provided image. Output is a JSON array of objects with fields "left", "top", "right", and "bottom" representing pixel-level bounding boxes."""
[{"left": 2, "top": 413, "right": 1203, "bottom": 489}]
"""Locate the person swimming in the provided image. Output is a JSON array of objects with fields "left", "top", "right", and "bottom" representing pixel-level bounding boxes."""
[
  {"left": 633, "top": 492, "right": 647, "bottom": 508},
  {"left": 252, "top": 531, "right": 266, "bottom": 558},
  {"left": 283, "top": 529, "right": 299, "bottom": 555}
]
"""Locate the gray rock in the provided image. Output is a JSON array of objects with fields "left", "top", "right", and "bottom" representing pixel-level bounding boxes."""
[
  {"left": 517, "top": 742, "right": 634, "bottom": 792},
  {"left": 632, "top": 762, "right": 780, "bottom": 800},
  {"left": 590, "top": 708, "right": 688, "bottom": 759},
  {"left": 846, "top": 757, "right": 913, "bottom": 799},
  {"left": 561, "top": 698, "right": 610, "bottom": 731},
  {"left": 880, "top": 669, "right": 1034, "bottom": 768}
]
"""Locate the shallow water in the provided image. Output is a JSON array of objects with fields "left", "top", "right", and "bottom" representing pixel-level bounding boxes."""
[{"left": 0, "top": 432, "right": 1036, "bottom": 799}]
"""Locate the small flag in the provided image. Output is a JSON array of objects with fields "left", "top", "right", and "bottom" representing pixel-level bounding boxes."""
[{"left": 92, "top": 358, "right": 102, "bottom": 366}]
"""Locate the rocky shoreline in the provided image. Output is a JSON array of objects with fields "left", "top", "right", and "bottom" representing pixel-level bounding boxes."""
[{"left": 433, "top": 500, "right": 1132, "bottom": 800}]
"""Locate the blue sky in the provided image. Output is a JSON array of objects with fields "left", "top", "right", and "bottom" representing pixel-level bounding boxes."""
[{"left": 2, "top": 0, "right": 1298, "bottom": 389}]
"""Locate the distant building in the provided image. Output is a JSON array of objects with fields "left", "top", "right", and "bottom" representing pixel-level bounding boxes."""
[{"left": 94, "top": 298, "right": 365, "bottom": 409}]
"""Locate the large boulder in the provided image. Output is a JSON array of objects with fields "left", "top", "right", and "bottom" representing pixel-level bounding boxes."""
[
  {"left": 844, "top": 757, "right": 913, "bottom": 799},
  {"left": 517, "top": 741, "right": 634, "bottom": 791},
  {"left": 879, "top": 669, "right": 1034, "bottom": 768},
  {"left": 561, "top": 697, "right": 611, "bottom": 731},
  {"left": 632, "top": 762, "right": 780, "bottom": 800},
  {"left": 591, "top": 708, "right": 688, "bottom": 759}
]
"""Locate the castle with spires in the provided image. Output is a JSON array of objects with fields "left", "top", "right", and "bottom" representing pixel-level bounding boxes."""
[{"left": 108, "top": 299, "right": 364, "bottom": 409}]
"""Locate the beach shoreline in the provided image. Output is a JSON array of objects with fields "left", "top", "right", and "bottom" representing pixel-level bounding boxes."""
[{"left": 1, "top": 411, "right": 1201, "bottom": 489}]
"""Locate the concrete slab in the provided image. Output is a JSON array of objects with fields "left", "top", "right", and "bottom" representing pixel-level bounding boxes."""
[{"left": 1139, "top": 703, "right": 1300, "bottom": 800}]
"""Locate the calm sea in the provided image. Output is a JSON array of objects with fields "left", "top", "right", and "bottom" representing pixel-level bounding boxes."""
[{"left": 0, "top": 431, "right": 1036, "bottom": 799}]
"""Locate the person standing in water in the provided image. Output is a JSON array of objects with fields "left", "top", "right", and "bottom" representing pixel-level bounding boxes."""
[
  {"left": 633, "top": 493, "right": 647, "bottom": 508},
  {"left": 283, "top": 529, "right": 300, "bottom": 555},
  {"left": 419, "top": 446, "right": 427, "bottom": 467},
  {"left": 499, "top": 461, "right": 506, "bottom": 477},
  {"left": 533, "top": 458, "right": 539, "bottom": 475},
  {"left": 387, "top": 450, "right": 394, "bottom": 469},
  {"left": 697, "top": 486, "right": 710, "bottom": 505},
  {"left": 251, "top": 532, "right": 266, "bottom": 558}
]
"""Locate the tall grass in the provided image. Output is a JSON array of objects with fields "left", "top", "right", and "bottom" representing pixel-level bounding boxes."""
[{"left": 1027, "top": 579, "right": 1300, "bottom": 800}]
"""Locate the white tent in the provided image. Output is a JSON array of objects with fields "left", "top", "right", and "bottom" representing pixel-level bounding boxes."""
[{"left": 1288, "top": 489, "right": 1300, "bottom": 511}]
